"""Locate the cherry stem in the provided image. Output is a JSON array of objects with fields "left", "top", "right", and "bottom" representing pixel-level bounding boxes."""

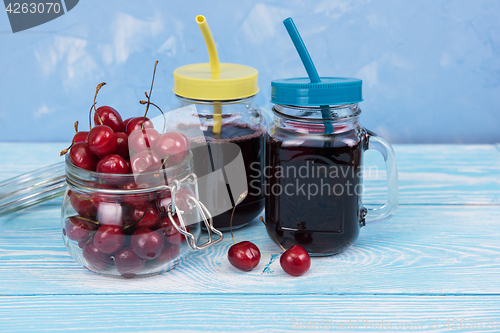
[
  {"left": 229, "top": 191, "right": 248, "bottom": 245},
  {"left": 60, "top": 142, "right": 73, "bottom": 156},
  {"left": 140, "top": 100, "right": 167, "bottom": 134},
  {"left": 142, "top": 61, "right": 159, "bottom": 130},
  {"left": 61, "top": 122, "right": 81, "bottom": 156},
  {"left": 123, "top": 199, "right": 150, "bottom": 230},
  {"left": 88, "top": 82, "right": 106, "bottom": 130},
  {"left": 259, "top": 216, "right": 286, "bottom": 252},
  {"left": 69, "top": 215, "right": 99, "bottom": 226}
]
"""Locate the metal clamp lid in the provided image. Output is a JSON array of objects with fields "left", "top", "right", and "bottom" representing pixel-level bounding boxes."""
[{"left": 167, "top": 173, "right": 223, "bottom": 250}]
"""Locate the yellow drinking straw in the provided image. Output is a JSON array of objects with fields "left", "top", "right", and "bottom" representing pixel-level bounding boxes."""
[{"left": 196, "top": 15, "right": 222, "bottom": 135}]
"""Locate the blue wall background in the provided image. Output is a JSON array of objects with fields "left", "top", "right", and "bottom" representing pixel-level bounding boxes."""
[{"left": 0, "top": 0, "right": 499, "bottom": 143}]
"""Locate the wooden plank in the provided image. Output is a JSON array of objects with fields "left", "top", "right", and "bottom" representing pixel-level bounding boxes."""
[
  {"left": 1, "top": 144, "right": 499, "bottom": 205},
  {"left": 0, "top": 294, "right": 499, "bottom": 332},
  {"left": 362, "top": 144, "right": 500, "bottom": 205},
  {"left": 1, "top": 205, "right": 500, "bottom": 296}
]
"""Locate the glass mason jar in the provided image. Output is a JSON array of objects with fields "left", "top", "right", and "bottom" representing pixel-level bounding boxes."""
[
  {"left": 168, "top": 95, "right": 266, "bottom": 230},
  {"left": 62, "top": 151, "right": 222, "bottom": 278},
  {"left": 265, "top": 78, "right": 398, "bottom": 256},
  {"left": 169, "top": 15, "right": 267, "bottom": 231}
]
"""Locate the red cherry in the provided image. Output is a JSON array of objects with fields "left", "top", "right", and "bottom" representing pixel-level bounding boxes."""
[
  {"left": 93, "top": 225, "right": 125, "bottom": 254},
  {"left": 73, "top": 131, "right": 89, "bottom": 143},
  {"left": 120, "top": 181, "right": 152, "bottom": 208},
  {"left": 68, "top": 191, "right": 96, "bottom": 219},
  {"left": 131, "top": 203, "right": 160, "bottom": 229},
  {"left": 179, "top": 132, "right": 191, "bottom": 151},
  {"left": 70, "top": 142, "right": 99, "bottom": 171},
  {"left": 114, "top": 247, "right": 146, "bottom": 277},
  {"left": 280, "top": 245, "right": 311, "bottom": 277},
  {"left": 64, "top": 216, "right": 97, "bottom": 242},
  {"left": 155, "top": 243, "right": 180, "bottom": 263},
  {"left": 157, "top": 186, "right": 195, "bottom": 215},
  {"left": 129, "top": 128, "right": 160, "bottom": 154},
  {"left": 94, "top": 106, "right": 124, "bottom": 132},
  {"left": 130, "top": 150, "right": 162, "bottom": 174},
  {"left": 123, "top": 117, "right": 133, "bottom": 130},
  {"left": 125, "top": 117, "right": 154, "bottom": 135},
  {"left": 159, "top": 215, "right": 188, "bottom": 245},
  {"left": 115, "top": 132, "right": 130, "bottom": 160},
  {"left": 96, "top": 154, "right": 129, "bottom": 174},
  {"left": 88, "top": 125, "right": 117, "bottom": 157},
  {"left": 155, "top": 132, "right": 189, "bottom": 167},
  {"left": 82, "top": 243, "right": 113, "bottom": 271},
  {"left": 90, "top": 183, "right": 118, "bottom": 208},
  {"left": 131, "top": 228, "right": 164, "bottom": 259},
  {"left": 228, "top": 241, "right": 261, "bottom": 271}
]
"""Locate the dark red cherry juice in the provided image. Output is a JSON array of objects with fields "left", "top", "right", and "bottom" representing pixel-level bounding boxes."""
[
  {"left": 180, "top": 123, "right": 265, "bottom": 229},
  {"left": 265, "top": 126, "right": 365, "bottom": 255}
]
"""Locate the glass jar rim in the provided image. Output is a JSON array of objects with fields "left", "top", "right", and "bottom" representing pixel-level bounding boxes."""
[
  {"left": 65, "top": 150, "right": 193, "bottom": 195},
  {"left": 272, "top": 103, "right": 361, "bottom": 123},
  {"left": 174, "top": 94, "right": 256, "bottom": 105}
]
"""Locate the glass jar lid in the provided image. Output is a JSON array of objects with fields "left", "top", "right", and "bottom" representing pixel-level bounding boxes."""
[
  {"left": 173, "top": 63, "right": 258, "bottom": 101},
  {"left": 271, "top": 77, "right": 363, "bottom": 106},
  {"left": 173, "top": 15, "right": 259, "bottom": 101}
]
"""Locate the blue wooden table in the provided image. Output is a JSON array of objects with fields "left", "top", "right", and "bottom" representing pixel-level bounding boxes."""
[{"left": 1, "top": 143, "right": 500, "bottom": 332}]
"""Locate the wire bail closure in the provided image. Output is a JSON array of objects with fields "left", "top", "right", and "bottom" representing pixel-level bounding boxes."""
[{"left": 167, "top": 173, "right": 223, "bottom": 250}]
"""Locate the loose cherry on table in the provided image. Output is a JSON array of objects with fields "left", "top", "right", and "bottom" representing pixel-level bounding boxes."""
[
  {"left": 227, "top": 192, "right": 261, "bottom": 272},
  {"left": 228, "top": 241, "right": 261, "bottom": 271},
  {"left": 259, "top": 217, "right": 311, "bottom": 277},
  {"left": 280, "top": 245, "right": 311, "bottom": 277}
]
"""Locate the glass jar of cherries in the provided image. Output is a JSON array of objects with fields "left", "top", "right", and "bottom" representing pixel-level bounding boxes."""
[{"left": 62, "top": 151, "right": 222, "bottom": 278}]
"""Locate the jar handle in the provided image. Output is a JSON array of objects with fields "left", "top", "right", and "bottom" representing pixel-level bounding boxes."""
[
  {"left": 363, "top": 130, "right": 399, "bottom": 225},
  {"left": 0, "top": 162, "right": 66, "bottom": 217}
]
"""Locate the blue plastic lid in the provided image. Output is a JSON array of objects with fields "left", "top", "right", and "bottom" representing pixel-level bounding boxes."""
[{"left": 271, "top": 77, "right": 363, "bottom": 106}]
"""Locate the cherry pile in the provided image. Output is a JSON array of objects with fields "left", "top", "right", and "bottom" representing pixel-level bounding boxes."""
[{"left": 62, "top": 63, "right": 195, "bottom": 277}]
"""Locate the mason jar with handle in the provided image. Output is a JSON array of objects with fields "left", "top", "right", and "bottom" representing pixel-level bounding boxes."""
[
  {"left": 168, "top": 15, "right": 266, "bottom": 231},
  {"left": 265, "top": 77, "right": 398, "bottom": 256}
]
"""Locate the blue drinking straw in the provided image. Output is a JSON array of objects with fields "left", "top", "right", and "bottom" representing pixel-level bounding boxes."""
[{"left": 283, "top": 18, "right": 333, "bottom": 134}]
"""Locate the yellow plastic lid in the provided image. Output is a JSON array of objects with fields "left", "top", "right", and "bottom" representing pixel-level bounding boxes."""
[{"left": 173, "top": 15, "right": 259, "bottom": 101}]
